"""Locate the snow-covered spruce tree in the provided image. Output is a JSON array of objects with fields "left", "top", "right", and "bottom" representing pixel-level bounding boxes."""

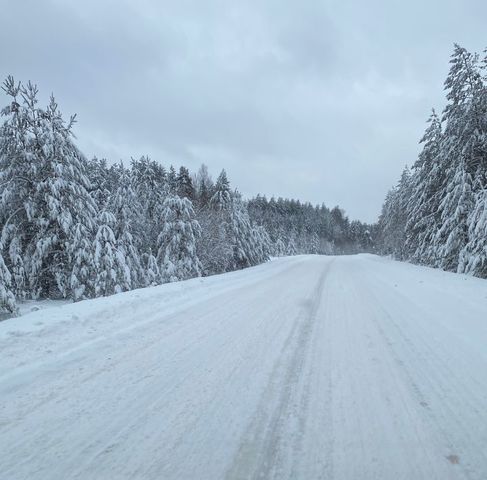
[
  {"left": 229, "top": 193, "right": 266, "bottom": 269},
  {"left": 197, "top": 169, "right": 233, "bottom": 275},
  {"left": 93, "top": 211, "right": 129, "bottom": 296},
  {"left": 28, "top": 92, "right": 98, "bottom": 298},
  {"left": 457, "top": 49, "right": 487, "bottom": 274},
  {"left": 435, "top": 161, "right": 475, "bottom": 271},
  {"left": 6, "top": 235, "right": 26, "bottom": 300},
  {"left": 69, "top": 222, "right": 95, "bottom": 301},
  {"left": 87, "top": 157, "right": 111, "bottom": 211},
  {"left": 157, "top": 194, "right": 202, "bottom": 282},
  {"left": 0, "top": 251, "right": 17, "bottom": 315},
  {"left": 109, "top": 166, "right": 146, "bottom": 289},
  {"left": 252, "top": 225, "right": 272, "bottom": 263},
  {"left": 349, "top": 220, "right": 373, "bottom": 253},
  {"left": 116, "top": 229, "right": 146, "bottom": 289},
  {"left": 377, "top": 189, "right": 396, "bottom": 255},
  {"left": 196, "top": 209, "right": 233, "bottom": 275},
  {"left": 310, "top": 232, "right": 320, "bottom": 254},
  {"left": 177, "top": 166, "right": 195, "bottom": 200},
  {"left": 167, "top": 165, "right": 178, "bottom": 194},
  {"left": 286, "top": 233, "right": 298, "bottom": 256},
  {"left": 405, "top": 110, "right": 444, "bottom": 265},
  {"left": 434, "top": 45, "right": 483, "bottom": 272},
  {"left": 0, "top": 78, "right": 97, "bottom": 299},
  {"left": 0, "top": 77, "right": 35, "bottom": 300},
  {"left": 458, "top": 187, "right": 487, "bottom": 276},
  {"left": 274, "top": 237, "right": 286, "bottom": 257},
  {"left": 131, "top": 156, "right": 167, "bottom": 253},
  {"left": 199, "top": 171, "right": 268, "bottom": 273},
  {"left": 377, "top": 167, "right": 412, "bottom": 259},
  {"left": 143, "top": 249, "right": 160, "bottom": 286},
  {"left": 210, "top": 169, "right": 232, "bottom": 211},
  {"left": 193, "top": 163, "right": 214, "bottom": 209}
]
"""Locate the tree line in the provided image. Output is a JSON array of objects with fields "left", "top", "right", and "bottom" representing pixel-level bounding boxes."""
[
  {"left": 377, "top": 45, "right": 487, "bottom": 277},
  {"left": 0, "top": 77, "right": 370, "bottom": 315},
  {"left": 248, "top": 196, "right": 374, "bottom": 256}
]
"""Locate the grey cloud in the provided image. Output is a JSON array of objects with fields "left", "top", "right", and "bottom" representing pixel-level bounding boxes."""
[{"left": 1, "top": 0, "right": 486, "bottom": 222}]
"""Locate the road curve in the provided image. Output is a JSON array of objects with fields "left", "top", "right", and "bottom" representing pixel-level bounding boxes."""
[{"left": 1, "top": 255, "right": 487, "bottom": 479}]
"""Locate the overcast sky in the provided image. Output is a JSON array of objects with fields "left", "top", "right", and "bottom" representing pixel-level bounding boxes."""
[{"left": 1, "top": 0, "right": 485, "bottom": 222}]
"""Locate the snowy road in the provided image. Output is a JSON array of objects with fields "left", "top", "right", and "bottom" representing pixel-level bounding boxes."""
[{"left": 1, "top": 255, "right": 487, "bottom": 479}]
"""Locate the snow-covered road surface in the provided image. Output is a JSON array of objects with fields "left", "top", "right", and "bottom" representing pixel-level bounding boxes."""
[{"left": 1, "top": 255, "right": 487, "bottom": 480}]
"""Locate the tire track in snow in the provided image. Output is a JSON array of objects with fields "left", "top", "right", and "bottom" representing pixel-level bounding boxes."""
[
  {"left": 0, "top": 258, "right": 315, "bottom": 480},
  {"left": 2, "top": 255, "right": 487, "bottom": 480},
  {"left": 225, "top": 259, "right": 333, "bottom": 480}
]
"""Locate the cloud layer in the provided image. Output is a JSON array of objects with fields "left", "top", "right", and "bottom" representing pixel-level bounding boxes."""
[{"left": 1, "top": 0, "right": 485, "bottom": 221}]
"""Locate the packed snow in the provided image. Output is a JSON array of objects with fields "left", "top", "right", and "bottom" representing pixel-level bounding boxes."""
[{"left": 1, "top": 254, "right": 487, "bottom": 479}]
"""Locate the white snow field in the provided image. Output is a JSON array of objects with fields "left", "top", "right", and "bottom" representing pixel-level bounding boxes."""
[{"left": 1, "top": 255, "right": 487, "bottom": 480}]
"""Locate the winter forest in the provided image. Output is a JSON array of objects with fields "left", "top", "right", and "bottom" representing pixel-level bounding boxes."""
[
  {"left": 2, "top": 43, "right": 486, "bottom": 317},
  {"left": 0, "top": 77, "right": 372, "bottom": 315},
  {"left": 377, "top": 45, "right": 487, "bottom": 276}
]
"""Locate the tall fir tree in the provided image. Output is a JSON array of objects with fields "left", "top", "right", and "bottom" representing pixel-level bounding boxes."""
[
  {"left": 0, "top": 77, "right": 36, "bottom": 300},
  {"left": 177, "top": 166, "right": 195, "bottom": 200},
  {"left": 210, "top": 169, "right": 232, "bottom": 210},
  {"left": 433, "top": 45, "right": 482, "bottom": 271},
  {"left": 110, "top": 166, "right": 145, "bottom": 289},
  {"left": 143, "top": 249, "right": 161, "bottom": 286},
  {"left": 93, "top": 211, "right": 129, "bottom": 296},
  {"left": 157, "top": 194, "right": 202, "bottom": 282},
  {"left": 405, "top": 110, "right": 444, "bottom": 264},
  {"left": 70, "top": 222, "right": 95, "bottom": 301},
  {"left": 0, "top": 78, "right": 97, "bottom": 299},
  {"left": 194, "top": 163, "right": 213, "bottom": 209}
]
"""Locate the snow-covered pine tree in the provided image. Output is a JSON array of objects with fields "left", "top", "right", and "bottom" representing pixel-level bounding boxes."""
[
  {"left": 177, "top": 166, "right": 195, "bottom": 200},
  {"left": 457, "top": 47, "right": 487, "bottom": 274},
  {"left": 210, "top": 169, "right": 232, "bottom": 210},
  {"left": 405, "top": 110, "right": 444, "bottom": 264},
  {"left": 0, "top": 76, "right": 35, "bottom": 301},
  {"left": 157, "top": 194, "right": 202, "bottom": 282},
  {"left": 286, "top": 233, "right": 297, "bottom": 256},
  {"left": 196, "top": 169, "right": 234, "bottom": 274},
  {"left": 274, "top": 237, "right": 286, "bottom": 257},
  {"left": 27, "top": 92, "right": 98, "bottom": 298},
  {"left": 6, "top": 236, "right": 26, "bottom": 300},
  {"left": 196, "top": 210, "right": 233, "bottom": 275},
  {"left": 434, "top": 45, "right": 483, "bottom": 271},
  {"left": 252, "top": 225, "right": 272, "bottom": 263},
  {"left": 87, "top": 157, "right": 111, "bottom": 211},
  {"left": 435, "top": 163, "right": 475, "bottom": 271},
  {"left": 117, "top": 228, "right": 145, "bottom": 289},
  {"left": 110, "top": 166, "right": 146, "bottom": 289},
  {"left": 458, "top": 187, "right": 487, "bottom": 276},
  {"left": 143, "top": 249, "right": 160, "bottom": 286},
  {"left": 131, "top": 156, "right": 166, "bottom": 253},
  {"left": 167, "top": 165, "right": 178, "bottom": 194},
  {"left": 0, "top": 78, "right": 97, "bottom": 299},
  {"left": 193, "top": 163, "right": 213, "bottom": 209},
  {"left": 93, "top": 211, "right": 128, "bottom": 296},
  {"left": 70, "top": 222, "right": 95, "bottom": 301},
  {"left": 229, "top": 193, "right": 261, "bottom": 269},
  {"left": 377, "top": 167, "right": 412, "bottom": 259},
  {"left": 310, "top": 232, "right": 320, "bottom": 254},
  {"left": 0, "top": 251, "right": 17, "bottom": 314}
]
